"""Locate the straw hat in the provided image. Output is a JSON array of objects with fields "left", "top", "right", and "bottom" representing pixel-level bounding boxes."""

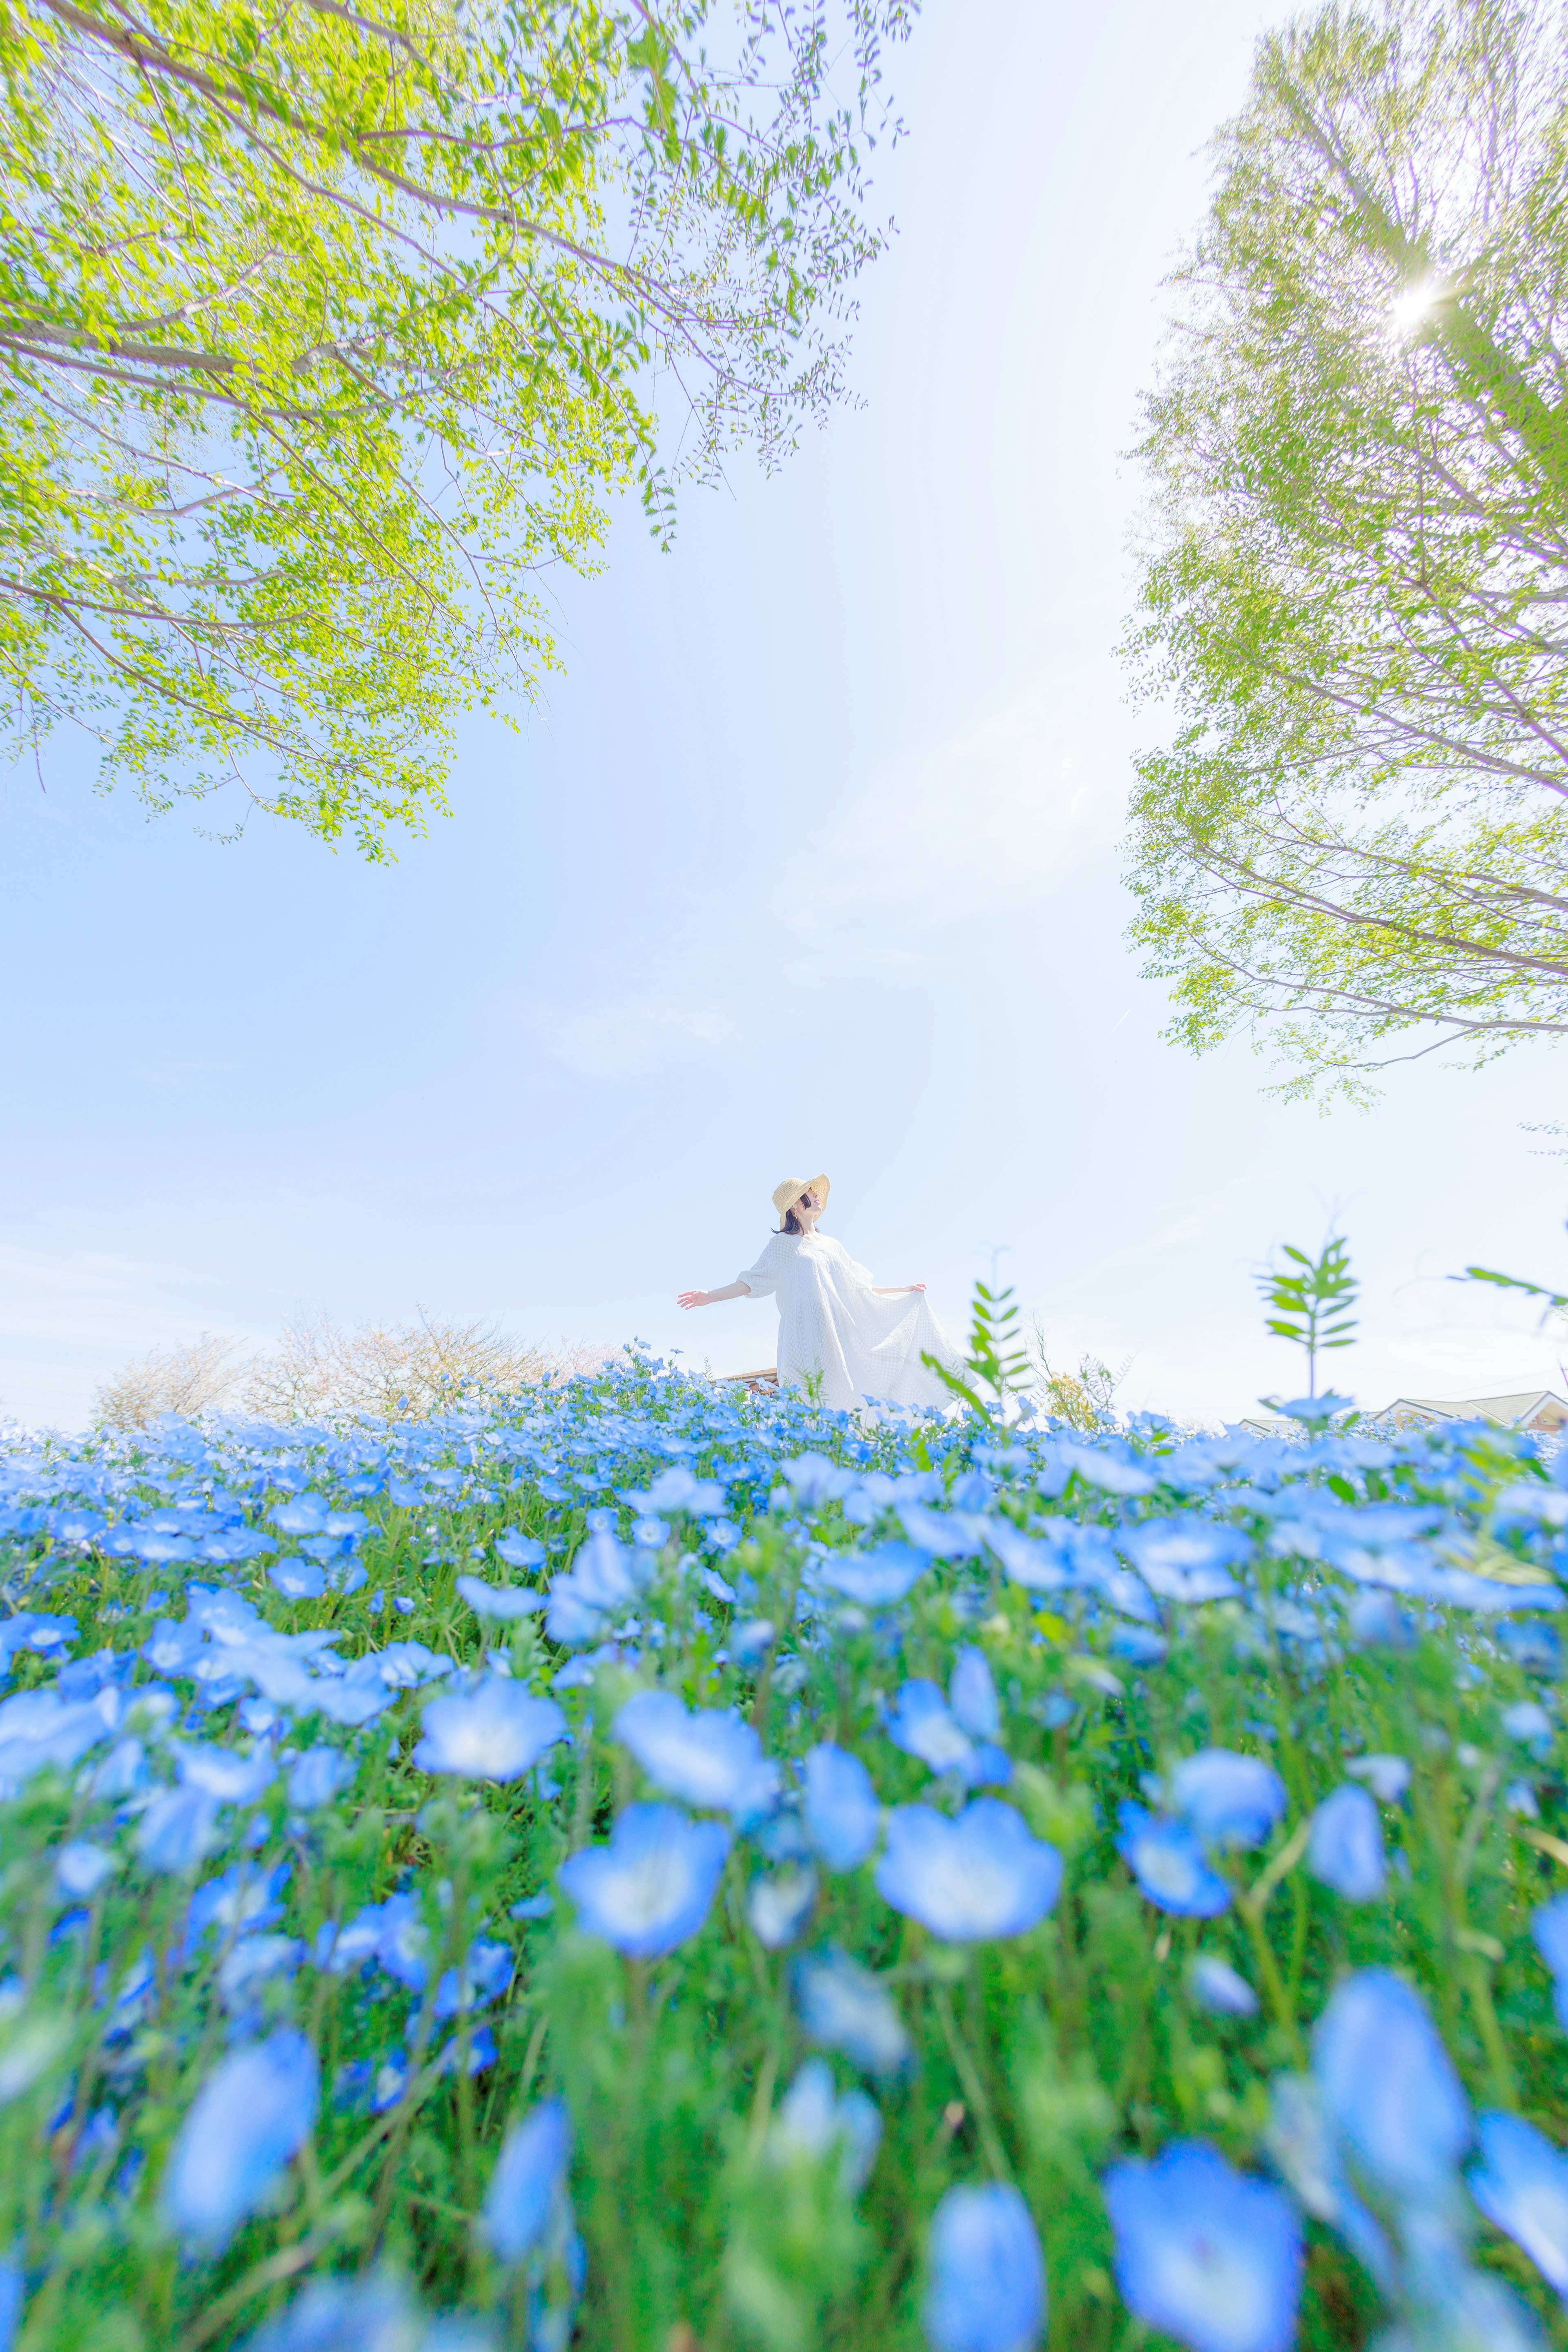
[{"left": 772, "top": 1173, "right": 830, "bottom": 1218}]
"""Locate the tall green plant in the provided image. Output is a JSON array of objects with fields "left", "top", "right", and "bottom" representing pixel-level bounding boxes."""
[
  {"left": 1258, "top": 1235, "right": 1358, "bottom": 1399},
  {"left": 924, "top": 1279, "right": 1031, "bottom": 1413}
]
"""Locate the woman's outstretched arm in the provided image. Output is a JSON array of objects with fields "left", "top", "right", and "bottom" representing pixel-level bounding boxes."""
[
  {"left": 677, "top": 1281, "right": 752, "bottom": 1310},
  {"left": 872, "top": 1282, "right": 927, "bottom": 1295}
]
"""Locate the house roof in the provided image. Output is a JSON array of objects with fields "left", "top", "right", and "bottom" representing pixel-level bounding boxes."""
[{"left": 1384, "top": 1390, "right": 1568, "bottom": 1431}]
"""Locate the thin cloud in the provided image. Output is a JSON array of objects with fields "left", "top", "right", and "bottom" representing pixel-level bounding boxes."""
[{"left": 780, "top": 666, "right": 1127, "bottom": 934}]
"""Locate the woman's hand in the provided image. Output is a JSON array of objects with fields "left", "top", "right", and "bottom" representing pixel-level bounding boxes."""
[{"left": 677, "top": 1290, "right": 708, "bottom": 1310}]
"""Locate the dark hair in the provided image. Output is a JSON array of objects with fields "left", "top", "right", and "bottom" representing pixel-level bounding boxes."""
[{"left": 778, "top": 1194, "right": 813, "bottom": 1236}]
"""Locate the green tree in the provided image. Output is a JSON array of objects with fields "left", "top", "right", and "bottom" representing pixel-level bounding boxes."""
[
  {"left": 1125, "top": 0, "right": 1568, "bottom": 1099},
  {"left": 0, "top": 0, "right": 915, "bottom": 854}
]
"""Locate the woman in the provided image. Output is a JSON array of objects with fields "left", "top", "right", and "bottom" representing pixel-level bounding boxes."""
[{"left": 677, "top": 1173, "right": 962, "bottom": 1412}]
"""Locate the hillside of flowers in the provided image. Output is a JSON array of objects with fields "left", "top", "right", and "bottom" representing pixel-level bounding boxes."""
[{"left": 3, "top": 1349, "right": 1568, "bottom": 2352}]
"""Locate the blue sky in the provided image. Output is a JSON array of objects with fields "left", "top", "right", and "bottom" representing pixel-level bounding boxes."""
[{"left": 4, "top": 0, "right": 1566, "bottom": 1431}]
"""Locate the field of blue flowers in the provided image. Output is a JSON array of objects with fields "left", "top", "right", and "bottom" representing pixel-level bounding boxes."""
[{"left": 3, "top": 1348, "right": 1568, "bottom": 2352}]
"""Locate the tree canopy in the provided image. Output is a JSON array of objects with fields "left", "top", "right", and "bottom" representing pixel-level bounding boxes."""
[
  {"left": 0, "top": 0, "right": 915, "bottom": 853},
  {"left": 1125, "top": 0, "right": 1568, "bottom": 1098}
]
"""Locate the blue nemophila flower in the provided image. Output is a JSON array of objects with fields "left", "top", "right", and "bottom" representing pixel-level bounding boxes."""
[
  {"left": 414, "top": 1683, "right": 566, "bottom": 1783},
  {"left": 175, "top": 1740, "right": 276, "bottom": 1806},
  {"left": 55, "top": 1842, "right": 117, "bottom": 1899},
  {"left": 1345, "top": 1753, "right": 1411, "bottom": 1802},
  {"left": 1105, "top": 2140, "right": 1303, "bottom": 2352},
  {"left": 456, "top": 1575, "right": 546, "bottom": 1622},
  {"left": 768, "top": 2059, "right": 882, "bottom": 2194},
  {"left": 160, "top": 2027, "right": 318, "bottom": 2252},
  {"left": 876, "top": 1800, "right": 1061, "bottom": 1942},
  {"left": 885, "top": 1681, "right": 1009, "bottom": 1785},
  {"left": 612, "top": 1690, "right": 780, "bottom": 1818},
  {"left": 747, "top": 1866, "right": 817, "bottom": 1949},
  {"left": 924, "top": 2183, "right": 1045, "bottom": 2352},
  {"left": 1262, "top": 2075, "right": 1392, "bottom": 2290},
  {"left": 0, "top": 2263, "right": 20, "bottom": 2351},
  {"left": 793, "top": 1949, "right": 911, "bottom": 2077},
  {"left": 137, "top": 1786, "right": 223, "bottom": 1875},
  {"left": 559, "top": 1803, "right": 728, "bottom": 1959},
  {"left": 1117, "top": 1805, "right": 1230, "bottom": 1917},
  {"left": 433, "top": 1938, "right": 514, "bottom": 2020},
  {"left": 219, "top": 1935, "right": 304, "bottom": 2020},
  {"left": 1167, "top": 1751, "right": 1286, "bottom": 1851},
  {"left": 495, "top": 1530, "right": 548, "bottom": 1570},
  {"left": 1120, "top": 1518, "right": 1247, "bottom": 1603},
  {"left": 483, "top": 2095, "right": 572, "bottom": 2264},
  {"left": 1313, "top": 1969, "right": 1470, "bottom": 2204},
  {"left": 1188, "top": 1956, "right": 1258, "bottom": 2017},
  {"left": 801, "top": 1742, "right": 881, "bottom": 1870},
  {"left": 1470, "top": 2110, "right": 1568, "bottom": 2300},
  {"left": 268, "top": 1558, "right": 329, "bottom": 1601},
  {"left": 815, "top": 1543, "right": 931, "bottom": 1606},
  {"left": 241, "top": 2270, "right": 430, "bottom": 2352},
  {"left": 1534, "top": 1897, "right": 1568, "bottom": 2027},
  {"left": 287, "top": 1747, "right": 353, "bottom": 1810},
  {"left": 0, "top": 1690, "right": 112, "bottom": 1790},
  {"left": 1307, "top": 1785, "right": 1386, "bottom": 1901},
  {"left": 949, "top": 1648, "right": 1000, "bottom": 1739}
]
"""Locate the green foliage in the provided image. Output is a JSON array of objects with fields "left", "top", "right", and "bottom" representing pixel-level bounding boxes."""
[
  {"left": 1125, "top": 0, "right": 1568, "bottom": 1098},
  {"left": 923, "top": 1280, "right": 1031, "bottom": 1412},
  {"left": 1258, "top": 1234, "right": 1358, "bottom": 1398},
  {"left": 0, "top": 0, "right": 917, "bottom": 853}
]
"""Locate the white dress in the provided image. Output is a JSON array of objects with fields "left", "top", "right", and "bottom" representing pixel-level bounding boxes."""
[{"left": 737, "top": 1231, "right": 962, "bottom": 1412}]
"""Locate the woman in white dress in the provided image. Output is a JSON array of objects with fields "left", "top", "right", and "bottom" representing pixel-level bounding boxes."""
[{"left": 677, "top": 1174, "right": 962, "bottom": 1413}]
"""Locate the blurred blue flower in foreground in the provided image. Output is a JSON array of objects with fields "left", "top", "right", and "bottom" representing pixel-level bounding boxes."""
[
  {"left": 1189, "top": 1955, "right": 1258, "bottom": 2017},
  {"left": 1262, "top": 2074, "right": 1393, "bottom": 2292},
  {"left": 1345, "top": 1753, "right": 1411, "bottom": 1802},
  {"left": 885, "top": 1680, "right": 1009, "bottom": 1786},
  {"left": 559, "top": 1803, "right": 728, "bottom": 1958},
  {"left": 242, "top": 2270, "right": 475, "bottom": 2352},
  {"left": 456, "top": 1575, "right": 546, "bottom": 1622},
  {"left": 1167, "top": 1750, "right": 1287, "bottom": 1850},
  {"left": 1121, "top": 1519, "right": 1247, "bottom": 1604},
  {"left": 924, "top": 2182, "right": 1045, "bottom": 2352},
  {"left": 747, "top": 1865, "right": 817, "bottom": 1949},
  {"left": 1470, "top": 2109, "right": 1568, "bottom": 2301},
  {"left": 801, "top": 1743, "right": 881, "bottom": 1870},
  {"left": 1105, "top": 2140, "right": 1302, "bottom": 2352},
  {"left": 1312, "top": 1969, "right": 1470, "bottom": 2205},
  {"left": 483, "top": 2096, "right": 572, "bottom": 2263},
  {"left": 288, "top": 1747, "right": 353, "bottom": 1811},
  {"left": 161, "top": 2027, "right": 318, "bottom": 2251},
  {"left": 0, "top": 2267, "right": 20, "bottom": 2352},
  {"left": 793, "top": 1949, "right": 911, "bottom": 2078},
  {"left": 1307, "top": 1784, "right": 1386, "bottom": 1901},
  {"left": 815, "top": 1543, "right": 930, "bottom": 1606},
  {"left": 1117, "top": 1805, "right": 1230, "bottom": 1917},
  {"left": 876, "top": 1800, "right": 1061, "bottom": 1941},
  {"left": 55, "top": 1841, "right": 117, "bottom": 1899},
  {"left": 138, "top": 1785, "right": 223, "bottom": 1875},
  {"left": 949, "top": 1647, "right": 1000, "bottom": 1738},
  {"left": 768, "top": 2058, "right": 882, "bottom": 2193},
  {"left": 1532, "top": 1896, "right": 1568, "bottom": 2028},
  {"left": 613, "top": 1690, "right": 781, "bottom": 1818},
  {"left": 414, "top": 1684, "right": 566, "bottom": 1783}
]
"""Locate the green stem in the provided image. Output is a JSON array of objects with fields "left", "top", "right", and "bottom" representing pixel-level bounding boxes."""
[{"left": 933, "top": 1983, "right": 1011, "bottom": 2183}]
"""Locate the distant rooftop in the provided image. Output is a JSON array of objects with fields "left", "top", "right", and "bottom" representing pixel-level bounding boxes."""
[{"left": 1381, "top": 1390, "right": 1568, "bottom": 1434}]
